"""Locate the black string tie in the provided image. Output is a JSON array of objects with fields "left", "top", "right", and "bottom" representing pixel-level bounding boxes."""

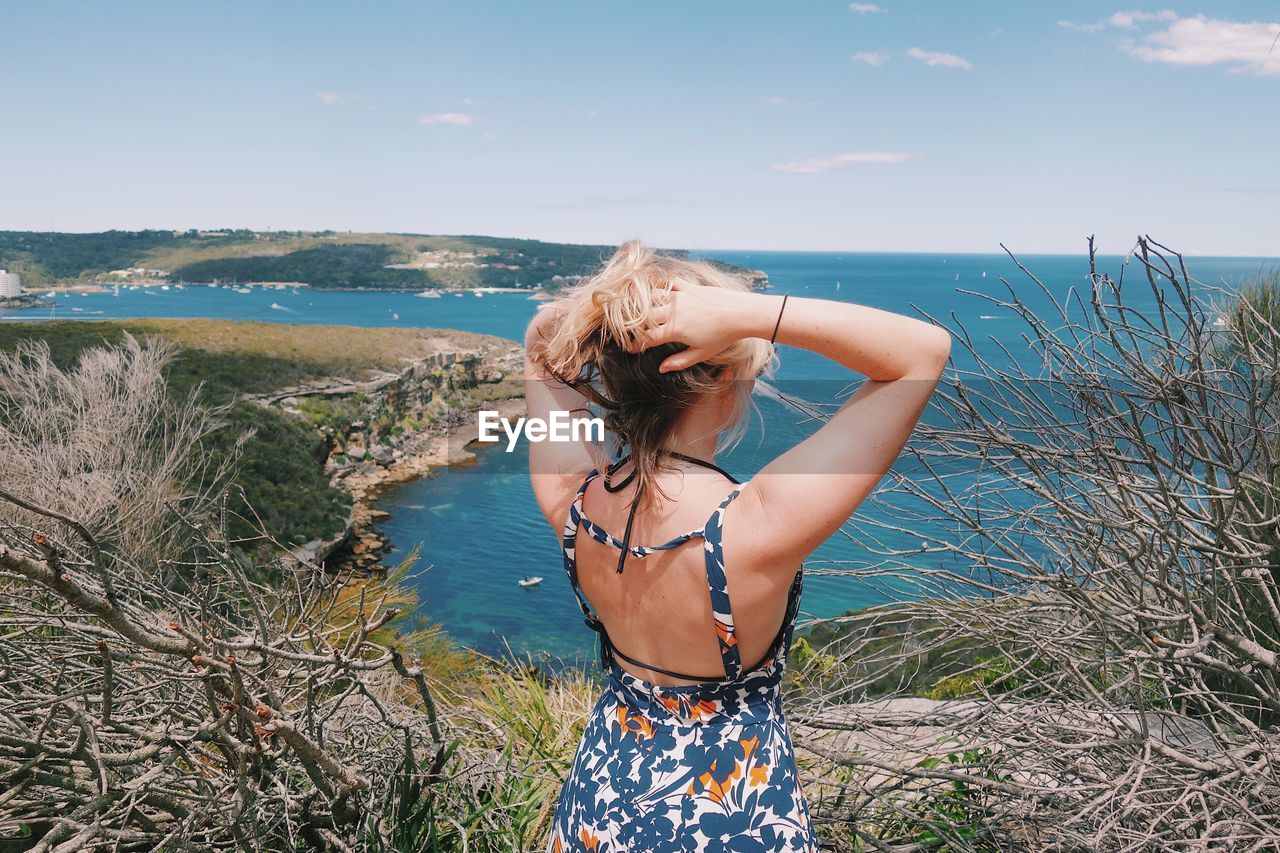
[{"left": 601, "top": 450, "right": 740, "bottom": 575}]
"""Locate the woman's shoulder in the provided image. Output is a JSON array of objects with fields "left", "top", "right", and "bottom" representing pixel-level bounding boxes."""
[{"left": 531, "top": 465, "right": 597, "bottom": 534}]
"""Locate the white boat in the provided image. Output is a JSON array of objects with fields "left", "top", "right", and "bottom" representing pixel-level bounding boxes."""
[
  {"left": 415, "top": 290, "right": 442, "bottom": 298},
  {"left": 160, "top": 284, "right": 170, "bottom": 291},
  {"left": 518, "top": 576, "right": 544, "bottom": 588},
  {"left": 270, "top": 302, "right": 286, "bottom": 311},
  {"left": 234, "top": 287, "right": 252, "bottom": 294},
  {"left": 391, "top": 312, "right": 399, "bottom": 320},
  {"left": 45, "top": 290, "right": 56, "bottom": 297}
]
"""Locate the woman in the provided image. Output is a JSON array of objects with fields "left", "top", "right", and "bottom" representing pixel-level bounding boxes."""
[{"left": 524, "top": 241, "right": 950, "bottom": 852}]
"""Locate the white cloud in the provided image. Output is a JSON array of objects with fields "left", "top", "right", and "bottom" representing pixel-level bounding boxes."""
[
  {"left": 906, "top": 47, "right": 973, "bottom": 70},
  {"left": 1060, "top": 9, "right": 1178, "bottom": 33},
  {"left": 460, "top": 97, "right": 480, "bottom": 106},
  {"left": 849, "top": 3, "right": 884, "bottom": 13},
  {"left": 771, "top": 151, "right": 911, "bottom": 174},
  {"left": 1057, "top": 19, "right": 1106, "bottom": 33},
  {"left": 418, "top": 112, "right": 477, "bottom": 126},
  {"left": 1108, "top": 9, "right": 1177, "bottom": 28},
  {"left": 851, "top": 51, "right": 891, "bottom": 66},
  {"left": 1125, "top": 15, "right": 1280, "bottom": 75},
  {"left": 316, "top": 90, "right": 366, "bottom": 107},
  {"left": 765, "top": 97, "right": 787, "bottom": 105}
]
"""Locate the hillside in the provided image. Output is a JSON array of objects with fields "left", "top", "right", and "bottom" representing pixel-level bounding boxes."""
[
  {"left": 0, "top": 229, "right": 770, "bottom": 291},
  {"left": 0, "top": 319, "right": 517, "bottom": 558}
]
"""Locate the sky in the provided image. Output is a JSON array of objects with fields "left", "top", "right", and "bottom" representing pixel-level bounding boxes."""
[{"left": 1, "top": 1, "right": 1278, "bottom": 255}]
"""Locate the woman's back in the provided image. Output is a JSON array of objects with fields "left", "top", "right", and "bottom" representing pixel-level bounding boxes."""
[{"left": 572, "top": 464, "right": 797, "bottom": 686}]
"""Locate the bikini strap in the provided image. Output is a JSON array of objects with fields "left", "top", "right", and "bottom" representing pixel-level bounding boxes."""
[{"left": 703, "top": 483, "right": 748, "bottom": 680}]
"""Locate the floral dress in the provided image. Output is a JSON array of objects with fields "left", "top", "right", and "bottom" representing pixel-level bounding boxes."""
[{"left": 547, "top": 469, "right": 817, "bottom": 852}]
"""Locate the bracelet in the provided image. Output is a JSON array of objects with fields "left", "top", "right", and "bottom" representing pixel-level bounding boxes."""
[{"left": 769, "top": 294, "right": 789, "bottom": 345}]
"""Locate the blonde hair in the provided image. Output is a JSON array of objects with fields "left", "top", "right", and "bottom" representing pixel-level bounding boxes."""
[{"left": 531, "top": 239, "right": 776, "bottom": 507}]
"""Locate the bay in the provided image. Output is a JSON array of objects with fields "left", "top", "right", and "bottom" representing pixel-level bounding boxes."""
[{"left": 6, "top": 250, "right": 1272, "bottom": 665}]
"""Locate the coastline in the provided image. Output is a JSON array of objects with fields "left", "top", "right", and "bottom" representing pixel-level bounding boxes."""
[{"left": 329, "top": 395, "right": 526, "bottom": 572}]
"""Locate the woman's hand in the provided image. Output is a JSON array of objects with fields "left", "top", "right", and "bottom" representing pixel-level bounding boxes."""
[{"left": 631, "top": 281, "right": 770, "bottom": 373}]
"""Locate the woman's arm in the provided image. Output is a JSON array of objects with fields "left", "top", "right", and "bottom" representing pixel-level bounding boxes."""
[
  {"left": 636, "top": 282, "right": 951, "bottom": 572},
  {"left": 523, "top": 305, "right": 598, "bottom": 532}
]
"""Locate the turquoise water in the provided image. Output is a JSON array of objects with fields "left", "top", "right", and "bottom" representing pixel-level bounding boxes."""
[{"left": 5, "top": 251, "right": 1273, "bottom": 664}]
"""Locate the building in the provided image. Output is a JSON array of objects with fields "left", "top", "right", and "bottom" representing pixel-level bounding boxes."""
[{"left": 0, "top": 270, "right": 22, "bottom": 298}]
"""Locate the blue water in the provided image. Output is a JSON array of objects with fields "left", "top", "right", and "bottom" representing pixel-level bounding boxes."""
[{"left": 5, "top": 251, "right": 1273, "bottom": 663}]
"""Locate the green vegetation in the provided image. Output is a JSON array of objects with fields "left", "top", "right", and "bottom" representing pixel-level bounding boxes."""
[
  {"left": 0, "top": 320, "right": 350, "bottom": 551},
  {"left": 172, "top": 243, "right": 434, "bottom": 290},
  {"left": 0, "top": 229, "right": 767, "bottom": 291},
  {"left": 880, "top": 748, "right": 1012, "bottom": 852},
  {"left": 0, "top": 319, "right": 502, "bottom": 553}
]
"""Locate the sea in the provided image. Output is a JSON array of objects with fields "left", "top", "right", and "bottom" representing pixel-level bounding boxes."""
[{"left": 4, "top": 250, "right": 1274, "bottom": 666}]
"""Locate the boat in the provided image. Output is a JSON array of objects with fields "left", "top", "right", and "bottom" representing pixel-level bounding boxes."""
[
  {"left": 415, "top": 290, "right": 442, "bottom": 298},
  {"left": 160, "top": 284, "right": 170, "bottom": 291},
  {"left": 391, "top": 312, "right": 399, "bottom": 320},
  {"left": 234, "top": 287, "right": 252, "bottom": 294},
  {"left": 517, "top": 576, "right": 544, "bottom": 588}
]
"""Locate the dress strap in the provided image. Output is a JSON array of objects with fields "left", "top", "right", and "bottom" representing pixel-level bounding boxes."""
[
  {"left": 703, "top": 483, "right": 748, "bottom": 680},
  {"left": 561, "top": 470, "right": 602, "bottom": 626}
]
